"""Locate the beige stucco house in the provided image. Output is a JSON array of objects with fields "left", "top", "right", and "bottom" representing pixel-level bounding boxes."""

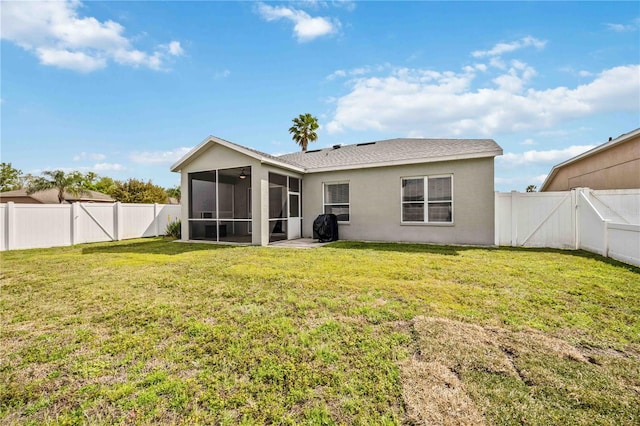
[
  {"left": 540, "top": 128, "right": 640, "bottom": 191},
  {"left": 170, "top": 136, "right": 503, "bottom": 246}
]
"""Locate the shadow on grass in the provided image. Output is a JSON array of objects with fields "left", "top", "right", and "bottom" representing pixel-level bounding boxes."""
[
  {"left": 325, "top": 241, "right": 640, "bottom": 272},
  {"left": 81, "top": 238, "right": 239, "bottom": 256}
]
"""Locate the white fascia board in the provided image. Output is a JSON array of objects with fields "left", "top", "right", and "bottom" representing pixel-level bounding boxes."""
[
  {"left": 259, "top": 160, "right": 306, "bottom": 173},
  {"left": 170, "top": 135, "right": 215, "bottom": 172},
  {"left": 303, "top": 149, "right": 503, "bottom": 174},
  {"left": 214, "top": 139, "right": 305, "bottom": 173}
]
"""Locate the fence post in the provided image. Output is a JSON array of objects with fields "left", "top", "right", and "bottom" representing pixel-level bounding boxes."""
[
  {"left": 114, "top": 202, "right": 123, "bottom": 241},
  {"left": 6, "top": 202, "right": 15, "bottom": 250},
  {"left": 571, "top": 189, "right": 578, "bottom": 249},
  {"left": 603, "top": 220, "right": 610, "bottom": 257},
  {"left": 494, "top": 192, "right": 499, "bottom": 246},
  {"left": 154, "top": 203, "right": 159, "bottom": 237},
  {"left": 510, "top": 191, "right": 518, "bottom": 246},
  {"left": 576, "top": 188, "right": 586, "bottom": 250},
  {"left": 71, "top": 202, "right": 80, "bottom": 245}
]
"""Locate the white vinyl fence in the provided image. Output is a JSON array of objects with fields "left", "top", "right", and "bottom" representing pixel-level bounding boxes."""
[
  {"left": 0, "top": 202, "right": 181, "bottom": 251},
  {"left": 496, "top": 188, "right": 640, "bottom": 267}
]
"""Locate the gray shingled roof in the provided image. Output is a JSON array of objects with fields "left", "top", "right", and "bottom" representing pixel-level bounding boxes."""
[
  {"left": 276, "top": 138, "right": 502, "bottom": 171},
  {"left": 217, "top": 136, "right": 290, "bottom": 165}
]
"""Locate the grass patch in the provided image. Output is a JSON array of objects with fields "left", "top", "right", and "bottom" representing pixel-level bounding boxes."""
[{"left": 1, "top": 238, "right": 638, "bottom": 424}]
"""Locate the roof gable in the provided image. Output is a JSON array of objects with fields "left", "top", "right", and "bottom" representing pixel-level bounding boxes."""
[
  {"left": 540, "top": 127, "right": 640, "bottom": 191},
  {"left": 170, "top": 135, "right": 304, "bottom": 173}
]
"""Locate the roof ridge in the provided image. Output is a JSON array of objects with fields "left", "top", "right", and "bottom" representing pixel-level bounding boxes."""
[{"left": 274, "top": 138, "right": 502, "bottom": 172}]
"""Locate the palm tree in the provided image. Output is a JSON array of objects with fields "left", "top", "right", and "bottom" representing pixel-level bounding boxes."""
[
  {"left": 289, "top": 113, "right": 319, "bottom": 152},
  {"left": 26, "top": 170, "right": 87, "bottom": 204}
]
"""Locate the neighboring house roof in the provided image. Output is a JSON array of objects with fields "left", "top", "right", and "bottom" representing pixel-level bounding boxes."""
[
  {"left": 0, "top": 188, "right": 114, "bottom": 203},
  {"left": 540, "top": 127, "right": 640, "bottom": 191},
  {"left": 171, "top": 136, "right": 503, "bottom": 174}
]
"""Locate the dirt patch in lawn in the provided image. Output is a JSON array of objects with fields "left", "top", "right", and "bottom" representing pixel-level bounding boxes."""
[
  {"left": 400, "top": 316, "right": 592, "bottom": 425},
  {"left": 400, "top": 358, "right": 486, "bottom": 425}
]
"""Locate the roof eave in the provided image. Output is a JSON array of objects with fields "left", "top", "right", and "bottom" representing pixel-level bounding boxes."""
[
  {"left": 170, "top": 135, "right": 214, "bottom": 172},
  {"left": 258, "top": 159, "right": 305, "bottom": 173},
  {"left": 303, "top": 149, "right": 503, "bottom": 173}
]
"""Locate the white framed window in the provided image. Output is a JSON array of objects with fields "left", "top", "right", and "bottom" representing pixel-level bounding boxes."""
[
  {"left": 323, "top": 182, "right": 350, "bottom": 222},
  {"left": 401, "top": 175, "right": 453, "bottom": 223}
]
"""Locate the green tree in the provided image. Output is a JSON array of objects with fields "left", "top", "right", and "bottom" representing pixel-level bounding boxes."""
[
  {"left": 19, "top": 173, "right": 36, "bottom": 189},
  {"left": 79, "top": 171, "right": 99, "bottom": 189},
  {"left": 288, "top": 113, "right": 319, "bottom": 152},
  {"left": 26, "top": 170, "right": 87, "bottom": 203},
  {"left": 166, "top": 185, "right": 181, "bottom": 203},
  {"left": 0, "top": 162, "right": 23, "bottom": 192},
  {"left": 526, "top": 184, "right": 538, "bottom": 192},
  {"left": 78, "top": 172, "right": 116, "bottom": 195},
  {"left": 110, "top": 178, "right": 168, "bottom": 204},
  {"left": 93, "top": 176, "right": 117, "bottom": 195}
]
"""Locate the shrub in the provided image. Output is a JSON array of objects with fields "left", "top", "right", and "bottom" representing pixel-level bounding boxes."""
[{"left": 165, "top": 220, "right": 181, "bottom": 239}]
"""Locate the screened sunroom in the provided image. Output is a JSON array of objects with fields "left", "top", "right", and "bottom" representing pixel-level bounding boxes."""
[
  {"left": 188, "top": 166, "right": 252, "bottom": 243},
  {"left": 188, "top": 166, "right": 302, "bottom": 244}
]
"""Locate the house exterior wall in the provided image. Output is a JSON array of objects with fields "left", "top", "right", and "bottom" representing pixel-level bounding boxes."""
[
  {"left": 301, "top": 157, "right": 496, "bottom": 245},
  {"left": 542, "top": 136, "right": 640, "bottom": 191}
]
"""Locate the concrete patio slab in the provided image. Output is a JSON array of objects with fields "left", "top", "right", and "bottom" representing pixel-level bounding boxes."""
[{"left": 268, "top": 238, "right": 332, "bottom": 249}]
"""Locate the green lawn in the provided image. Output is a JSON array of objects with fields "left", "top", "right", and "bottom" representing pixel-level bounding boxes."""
[{"left": 1, "top": 238, "right": 638, "bottom": 425}]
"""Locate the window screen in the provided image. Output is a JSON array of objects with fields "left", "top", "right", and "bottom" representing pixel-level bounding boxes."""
[
  {"left": 402, "top": 175, "right": 452, "bottom": 223},
  {"left": 324, "top": 183, "right": 350, "bottom": 222}
]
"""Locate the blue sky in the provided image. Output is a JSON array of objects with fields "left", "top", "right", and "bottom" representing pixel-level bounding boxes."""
[{"left": 1, "top": 1, "right": 639, "bottom": 191}]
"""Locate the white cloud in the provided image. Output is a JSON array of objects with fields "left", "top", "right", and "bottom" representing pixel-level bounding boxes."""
[
  {"left": 326, "top": 63, "right": 640, "bottom": 136},
  {"left": 534, "top": 174, "right": 548, "bottom": 183},
  {"left": 327, "top": 69, "right": 347, "bottom": 80},
  {"left": 0, "top": 0, "right": 183, "bottom": 72},
  {"left": 332, "top": 0, "right": 356, "bottom": 11},
  {"left": 494, "top": 174, "right": 548, "bottom": 190},
  {"left": 497, "top": 145, "right": 596, "bottom": 167},
  {"left": 73, "top": 152, "right": 106, "bottom": 161},
  {"left": 472, "top": 36, "right": 546, "bottom": 58},
  {"left": 560, "top": 67, "right": 593, "bottom": 78},
  {"left": 521, "top": 139, "right": 536, "bottom": 146},
  {"left": 36, "top": 47, "right": 107, "bottom": 72},
  {"left": 129, "top": 147, "right": 192, "bottom": 165},
  {"left": 489, "top": 57, "right": 506, "bottom": 70},
  {"left": 326, "top": 64, "right": 390, "bottom": 80},
  {"left": 214, "top": 69, "right": 231, "bottom": 79},
  {"left": 93, "top": 162, "right": 125, "bottom": 171},
  {"left": 256, "top": 3, "right": 339, "bottom": 42},
  {"left": 164, "top": 41, "right": 184, "bottom": 56},
  {"left": 47, "top": 163, "right": 124, "bottom": 173},
  {"left": 606, "top": 23, "right": 637, "bottom": 32}
]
